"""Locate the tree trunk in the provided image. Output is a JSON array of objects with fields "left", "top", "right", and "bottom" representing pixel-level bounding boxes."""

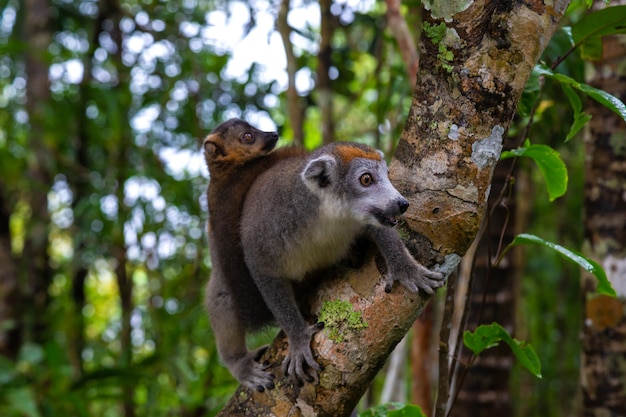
[
  {"left": 384, "top": 0, "right": 419, "bottom": 87},
  {"left": 581, "top": 4, "right": 626, "bottom": 414},
  {"left": 449, "top": 160, "right": 517, "bottom": 417},
  {"left": 317, "top": 0, "right": 336, "bottom": 145},
  {"left": 0, "top": 183, "right": 20, "bottom": 359},
  {"left": 215, "top": 1, "right": 568, "bottom": 415},
  {"left": 102, "top": 0, "right": 136, "bottom": 415},
  {"left": 20, "top": 0, "right": 54, "bottom": 350},
  {"left": 411, "top": 303, "right": 435, "bottom": 415},
  {"left": 277, "top": 0, "right": 306, "bottom": 146}
]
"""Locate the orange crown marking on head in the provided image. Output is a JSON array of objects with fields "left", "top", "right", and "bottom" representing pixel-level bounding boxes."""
[{"left": 334, "top": 144, "right": 381, "bottom": 163}]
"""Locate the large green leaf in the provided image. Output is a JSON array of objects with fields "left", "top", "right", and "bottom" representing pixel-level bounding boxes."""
[
  {"left": 501, "top": 142, "right": 568, "bottom": 201},
  {"left": 535, "top": 65, "right": 626, "bottom": 123},
  {"left": 464, "top": 323, "right": 542, "bottom": 378},
  {"left": 508, "top": 233, "right": 616, "bottom": 296},
  {"left": 570, "top": 6, "right": 626, "bottom": 60}
]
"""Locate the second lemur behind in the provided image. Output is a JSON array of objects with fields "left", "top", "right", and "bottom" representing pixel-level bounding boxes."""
[{"left": 203, "top": 119, "right": 306, "bottom": 392}]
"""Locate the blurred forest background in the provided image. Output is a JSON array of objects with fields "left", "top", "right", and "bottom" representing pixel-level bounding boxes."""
[{"left": 0, "top": 0, "right": 624, "bottom": 416}]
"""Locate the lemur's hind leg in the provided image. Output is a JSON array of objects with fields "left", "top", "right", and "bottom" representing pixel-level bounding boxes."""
[{"left": 206, "top": 273, "right": 275, "bottom": 392}]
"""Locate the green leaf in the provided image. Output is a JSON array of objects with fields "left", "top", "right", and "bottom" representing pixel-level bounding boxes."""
[
  {"left": 501, "top": 143, "right": 568, "bottom": 201},
  {"left": 388, "top": 405, "right": 426, "bottom": 417},
  {"left": 509, "top": 233, "right": 616, "bottom": 296},
  {"left": 571, "top": 6, "right": 626, "bottom": 60},
  {"left": 360, "top": 403, "right": 426, "bottom": 417},
  {"left": 463, "top": 326, "right": 500, "bottom": 353},
  {"left": 535, "top": 65, "right": 626, "bottom": 123},
  {"left": 562, "top": 83, "right": 582, "bottom": 114},
  {"left": 6, "top": 387, "right": 42, "bottom": 417},
  {"left": 0, "top": 355, "right": 17, "bottom": 385},
  {"left": 561, "top": 83, "right": 593, "bottom": 141},
  {"left": 519, "top": 68, "right": 541, "bottom": 117},
  {"left": 464, "top": 323, "right": 542, "bottom": 378},
  {"left": 565, "top": 111, "right": 592, "bottom": 142}
]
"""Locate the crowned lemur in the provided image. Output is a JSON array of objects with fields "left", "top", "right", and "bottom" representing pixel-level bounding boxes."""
[{"left": 203, "top": 119, "right": 445, "bottom": 392}]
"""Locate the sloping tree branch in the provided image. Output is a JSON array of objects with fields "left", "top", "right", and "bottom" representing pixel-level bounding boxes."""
[{"left": 215, "top": 1, "right": 569, "bottom": 415}]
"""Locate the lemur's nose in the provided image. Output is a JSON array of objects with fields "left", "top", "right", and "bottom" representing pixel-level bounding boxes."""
[{"left": 398, "top": 198, "right": 409, "bottom": 214}]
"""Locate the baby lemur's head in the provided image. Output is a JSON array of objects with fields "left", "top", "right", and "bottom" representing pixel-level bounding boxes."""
[{"left": 203, "top": 118, "right": 279, "bottom": 167}]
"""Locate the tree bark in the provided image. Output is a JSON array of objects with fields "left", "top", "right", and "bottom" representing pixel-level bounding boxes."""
[
  {"left": 411, "top": 303, "right": 434, "bottom": 415},
  {"left": 0, "top": 183, "right": 20, "bottom": 359},
  {"left": 103, "top": 0, "right": 136, "bottom": 415},
  {"left": 317, "top": 0, "right": 336, "bottom": 145},
  {"left": 277, "top": 0, "right": 306, "bottom": 146},
  {"left": 215, "top": 1, "right": 568, "bottom": 415},
  {"left": 20, "top": 0, "right": 54, "bottom": 350},
  {"left": 385, "top": 0, "right": 419, "bottom": 87},
  {"left": 449, "top": 160, "right": 517, "bottom": 417},
  {"left": 581, "top": 4, "right": 626, "bottom": 414}
]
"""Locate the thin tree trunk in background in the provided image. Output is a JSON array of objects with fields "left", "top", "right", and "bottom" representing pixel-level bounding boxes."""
[
  {"left": 411, "top": 303, "right": 434, "bottom": 415},
  {"left": 380, "top": 336, "right": 407, "bottom": 403},
  {"left": 22, "top": 0, "right": 53, "bottom": 349},
  {"left": 216, "top": 2, "right": 567, "bottom": 415},
  {"left": 277, "top": 0, "right": 305, "bottom": 146},
  {"left": 0, "top": 184, "right": 20, "bottom": 359},
  {"left": 104, "top": 0, "right": 135, "bottom": 415},
  {"left": 317, "top": 0, "right": 335, "bottom": 145},
  {"left": 449, "top": 160, "right": 517, "bottom": 417},
  {"left": 384, "top": 0, "right": 419, "bottom": 87},
  {"left": 581, "top": 6, "right": 626, "bottom": 413},
  {"left": 65, "top": 6, "right": 107, "bottom": 380}
]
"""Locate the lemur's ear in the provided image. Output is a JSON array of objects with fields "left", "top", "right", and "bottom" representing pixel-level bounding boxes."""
[
  {"left": 203, "top": 134, "right": 226, "bottom": 160},
  {"left": 302, "top": 155, "right": 336, "bottom": 188}
]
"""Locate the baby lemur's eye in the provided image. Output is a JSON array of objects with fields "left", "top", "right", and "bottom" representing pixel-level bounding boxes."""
[
  {"left": 242, "top": 133, "right": 254, "bottom": 143},
  {"left": 359, "top": 173, "right": 373, "bottom": 187}
]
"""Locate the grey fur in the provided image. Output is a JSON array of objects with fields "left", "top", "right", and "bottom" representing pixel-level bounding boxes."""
[{"left": 240, "top": 142, "right": 445, "bottom": 385}]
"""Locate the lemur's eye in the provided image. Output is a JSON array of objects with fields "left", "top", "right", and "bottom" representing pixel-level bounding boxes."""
[
  {"left": 242, "top": 133, "right": 254, "bottom": 143},
  {"left": 359, "top": 173, "right": 373, "bottom": 187}
]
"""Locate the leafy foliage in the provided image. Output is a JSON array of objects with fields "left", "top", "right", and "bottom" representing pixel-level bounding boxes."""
[
  {"left": 1, "top": 0, "right": 625, "bottom": 416},
  {"left": 464, "top": 323, "right": 542, "bottom": 379},
  {"left": 501, "top": 140, "right": 568, "bottom": 201},
  {"left": 570, "top": 5, "right": 626, "bottom": 60},
  {"left": 535, "top": 64, "right": 626, "bottom": 123},
  {"left": 506, "top": 234, "right": 616, "bottom": 297}
]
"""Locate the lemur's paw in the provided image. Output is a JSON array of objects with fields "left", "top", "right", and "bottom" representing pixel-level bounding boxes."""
[
  {"left": 385, "top": 262, "right": 446, "bottom": 295},
  {"left": 232, "top": 351, "right": 276, "bottom": 392},
  {"left": 282, "top": 323, "right": 324, "bottom": 385}
]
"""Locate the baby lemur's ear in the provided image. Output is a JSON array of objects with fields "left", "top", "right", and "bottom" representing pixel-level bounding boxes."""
[
  {"left": 203, "top": 135, "right": 226, "bottom": 160},
  {"left": 302, "top": 155, "right": 336, "bottom": 188}
]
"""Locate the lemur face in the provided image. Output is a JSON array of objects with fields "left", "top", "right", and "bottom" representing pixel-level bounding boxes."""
[
  {"left": 203, "top": 118, "right": 278, "bottom": 164},
  {"left": 301, "top": 143, "right": 408, "bottom": 228},
  {"left": 342, "top": 156, "right": 408, "bottom": 227}
]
